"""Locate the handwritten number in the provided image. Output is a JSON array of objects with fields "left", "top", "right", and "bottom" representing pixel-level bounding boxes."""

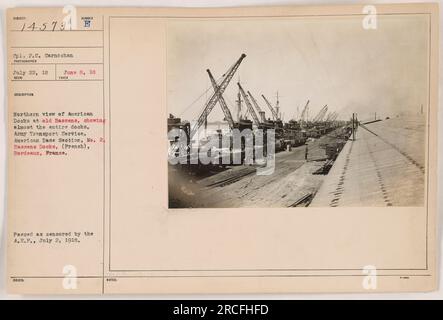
[{"left": 27, "top": 22, "right": 35, "bottom": 31}]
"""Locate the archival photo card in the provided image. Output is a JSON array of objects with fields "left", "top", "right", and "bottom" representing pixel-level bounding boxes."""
[{"left": 6, "top": 3, "right": 438, "bottom": 294}]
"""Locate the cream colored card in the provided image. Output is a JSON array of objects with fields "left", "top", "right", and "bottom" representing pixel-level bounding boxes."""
[{"left": 6, "top": 3, "right": 439, "bottom": 294}]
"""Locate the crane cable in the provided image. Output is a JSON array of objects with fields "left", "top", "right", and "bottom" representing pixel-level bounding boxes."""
[{"left": 176, "top": 60, "right": 237, "bottom": 118}]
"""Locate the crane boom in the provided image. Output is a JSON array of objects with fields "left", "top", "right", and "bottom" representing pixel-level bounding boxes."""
[
  {"left": 326, "top": 111, "right": 338, "bottom": 122},
  {"left": 247, "top": 91, "right": 266, "bottom": 122},
  {"left": 238, "top": 83, "right": 260, "bottom": 126},
  {"left": 207, "top": 69, "right": 235, "bottom": 129},
  {"left": 299, "top": 100, "right": 310, "bottom": 122},
  {"left": 313, "top": 105, "right": 328, "bottom": 122},
  {"left": 319, "top": 108, "right": 328, "bottom": 122},
  {"left": 261, "top": 94, "right": 278, "bottom": 120},
  {"left": 312, "top": 105, "right": 326, "bottom": 122},
  {"left": 189, "top": 54, "right": 246, "bottom": 140},
  {"left": 321, "top": 105, "right": 329, "bottom": 121}
]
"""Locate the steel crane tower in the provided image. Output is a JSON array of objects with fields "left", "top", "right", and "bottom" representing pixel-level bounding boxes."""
[
  {"left": 207, "top": 69, "right": 236, "bottom": 129},
  {"left": 261, "top": 94, "right": 279, "bottom": 120},
  {"left": 238, "top": 83, "right": 261, "bottom": 126},
  {"left": 313, "top": 105, "right": 328, "bottom": 123},
  {"left": 299, "top": 100, "right": 310, "bottom": 122},
  {"left": 189, "top": 53, "right": 246, "bottom": 140},
  {"left": 247, "top": 90, "right": 266, "bottom": 122}
]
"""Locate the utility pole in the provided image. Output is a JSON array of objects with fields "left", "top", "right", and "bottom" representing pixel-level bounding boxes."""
[
  {"left": 275, "top": 91, "right": 280, "bottom": 120},
  {"left": 236, "top": 90, "right": 242, "bottom": 122},
  {"left": 352, "top": 113, "right": 355, "bottom": 141}
]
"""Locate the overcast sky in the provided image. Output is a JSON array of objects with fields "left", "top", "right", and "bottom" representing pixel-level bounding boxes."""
[{"left": 167, "top": 14, "right": 429, "bottom": 123}]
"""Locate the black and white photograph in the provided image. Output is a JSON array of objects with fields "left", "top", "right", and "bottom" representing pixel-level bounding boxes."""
[{"left": 167, "top": 15, "right": 428, "bottom": 208}]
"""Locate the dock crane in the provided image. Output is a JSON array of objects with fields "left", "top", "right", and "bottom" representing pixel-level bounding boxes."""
[
  {"left": 238, "top": 82, "right": 261, "bottom": 127},
  {"left": 330, "top": 112, "right": 338, "bottom": 121},
  {"left": 325, "top": 111, "right": 332, "bottom": 122},
  {"left": 325, "top": 111, "right": 335, "bottom": 122},
  {"left": 247, "top": 90, "right": 266, "bottom": 122},
  {"left": 169, "top": 53, "right": 246, "bottom": 155},
  {"left": 299, "top": 100, "right": 310, "bottom": 123},
  {"left": 312, "top": 105, "right": 328, "bottom": 123},
  {"left": 189, "top": 54, "right": 246, "bottom": 140},
  {"left": 261, "top": 94, "right": 279, "bottom": 120},
  {"left": 325, "top": 111, "right": 338, "bottom": 122},
  {"left": 207, "top": 69, "right": 236, "bottom": 130},
  {"left": 319, "top": 105, "right": 329, "bottom": 122}
]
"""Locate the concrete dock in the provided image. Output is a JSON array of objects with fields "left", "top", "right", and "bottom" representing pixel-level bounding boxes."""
[{"left": 310, "top": 115, "right": 426, "bottom": 207}]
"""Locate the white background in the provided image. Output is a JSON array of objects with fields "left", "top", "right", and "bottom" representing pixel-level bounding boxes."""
[{"left": 0, "top": 0, "right": 441, "bottom": 299}]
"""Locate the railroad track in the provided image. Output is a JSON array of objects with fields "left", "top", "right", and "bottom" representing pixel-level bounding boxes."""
[{"left": 205, "top": 169, "right": 256, "bottom": 188}]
